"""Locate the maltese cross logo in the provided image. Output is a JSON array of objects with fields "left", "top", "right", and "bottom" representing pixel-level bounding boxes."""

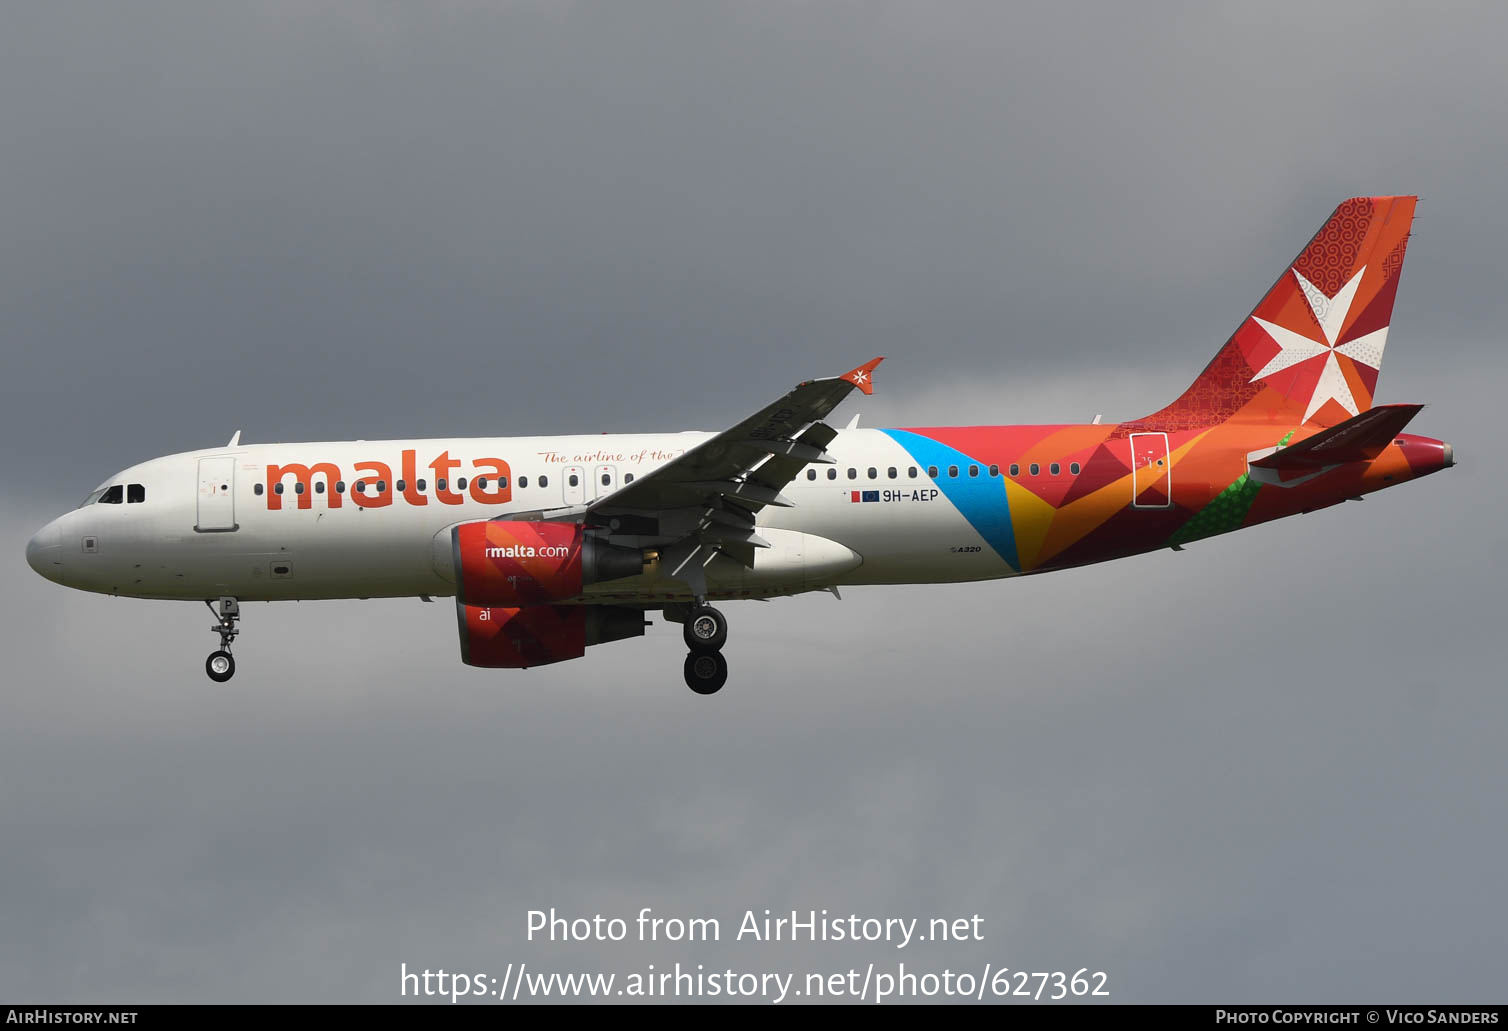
[{"left": 1250, "top": 266, "right": 1388, "bottom": 422}]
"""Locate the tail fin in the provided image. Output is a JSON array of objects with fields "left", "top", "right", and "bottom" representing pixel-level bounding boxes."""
[{"left": 1143, "top": 196, "right": 1416, "bottom": 431}]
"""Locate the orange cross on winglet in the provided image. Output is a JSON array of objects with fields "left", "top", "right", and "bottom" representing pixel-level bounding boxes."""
[{"left": 842, "top": 356, "right": 885, "bottom": 395}]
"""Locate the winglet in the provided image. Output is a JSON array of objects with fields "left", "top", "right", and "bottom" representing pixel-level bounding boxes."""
[{"left": 842, "top": 357, "right": 884, "bottom": 395}]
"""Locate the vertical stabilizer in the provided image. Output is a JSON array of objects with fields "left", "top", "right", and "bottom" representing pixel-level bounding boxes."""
[{"left": 1142, "top": 196, "right": 1416, "bottom": 430}]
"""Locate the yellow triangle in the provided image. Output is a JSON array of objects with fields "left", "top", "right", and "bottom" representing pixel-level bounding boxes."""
[{"left": 1004, "top": 479, "right": 1057, "bottom": 570}]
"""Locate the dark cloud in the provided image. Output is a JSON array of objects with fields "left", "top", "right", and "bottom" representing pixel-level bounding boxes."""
[{"left": 1, "top": 1, "right": 1504, "bottom": 1003}]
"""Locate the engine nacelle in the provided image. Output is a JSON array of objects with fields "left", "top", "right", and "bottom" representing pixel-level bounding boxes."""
[
  {"left": 458, "top": 602, "right": 647, "bottom": 668},
  {"left": 448, "top": 520, "right": 644, "bottom": 607}
]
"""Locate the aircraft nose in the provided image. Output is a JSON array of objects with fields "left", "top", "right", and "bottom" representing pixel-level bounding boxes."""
[{"left": 26, "top": 522, "right": 63, "bottom": 583}]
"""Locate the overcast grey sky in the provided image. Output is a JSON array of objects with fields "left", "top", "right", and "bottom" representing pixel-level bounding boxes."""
[{"left": 2, "top": 1, "right": 1505, "bottom": 1004}]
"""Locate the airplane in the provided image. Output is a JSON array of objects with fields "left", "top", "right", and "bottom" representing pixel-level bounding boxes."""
[{"left": 24, "top": 195, "right": 1452, "bottom": 695}]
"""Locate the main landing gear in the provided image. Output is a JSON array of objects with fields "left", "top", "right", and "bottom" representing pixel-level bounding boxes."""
[
  {"left": 204, "top": 596, "right": 240, "bottom": 683},
  {"left": 681, "top": 601, "right": 729, "bottom": 695},
  {"left": 684, "top": 652, "right": 728, "bottom": 695},
  {"left": 683, "top": 605, "right": 728, "bottom": 653}
]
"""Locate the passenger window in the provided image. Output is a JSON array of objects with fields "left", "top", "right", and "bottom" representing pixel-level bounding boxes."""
[
  {"left": 1050, "top": 463, "right": 1060, "bottom": 475},
  {"left": 624, "top": 473, "right": 634, "bottom": 483},
  {"left": 887, "top": 467, "right": 897, "bottom": 479},
  {"left": 1009, "top": 464, "right": 1020, "bottom": 477},
  {"left": 335, "top": 481, "right": 345, "bottom": 494},
  {"left": 568, "top": 473, "right": 579, "bottom": 487},
  {"left": 827, "top": 468, "right": 837, "bottom": 480},
  {"left": 968, "top": 465, "right": 979, "bottom": 477},
  {"left": 1029, "top": 463, "right": 1040, "bottom": 476},
  {"left": 354, "top": 480, "right": 366, "bottom": 493},
  {"left": 517, "top": 476, "right": 527, "bottom": 488},
  {"left": 127, "top": 483, "right": 145, "bottom": 503},
  {"left": 376, "top": 480, "right": 387, "bottom": 493},
  {"left": 417, "top": 478, "right": 427, "bottom": 491},
  {"left": 499, "top": 476, "right": 508, "bottom": 488},
  {"left": 315, "top": 481, "right": 325, "bottom": 494},
  {"left": 294, "top": 482, "right": 305, "bottom": 495},
  {"left": 601, "top": 473, "right": 610, "bottom": 486},
  {"left": 1070, "top": 462, "right": 1081, "bottom": 475},
  {"left": 100, "top": 485, "right": 123, "bottom": 504},
  {"left": 456, "top": 477, "right": 467, "bottom": 490},
  {"left": 908, "top": 466, "right": 917, "bottom": 478},
  {"left": 847, "top": 468, "right": 857, "bottom": 480},
  {"left": 396, "top": 480, "right": 406, "bottom": 492},
  {"left": 254, "top": 483, "right": 264, "bottom": 496},
  {"left": 928, "top": 466, "right": 939, "bottom": 478},
  {"left": 437, "top": 478, "right": 447, "bottom": 491},
  {"left": 988, "top": 465, "right": 999, "bottom": 477},
  {"left": 867, "top": 467, "right": 877, "bottom": 479},
  {"left": 274, "top": 483, "right": 285, "bottom": 496},
  {"left": 807, "top": 469, "right": 816, "bottom": 480},
  {"left": 476, "top": 477, "right": 488, "bottom": 490},
  {"left": 538, "top": 474, "right": 548, "bottom": 488},
  {"left": 948, "top": 465, "right": 958, "bottom": 478}
]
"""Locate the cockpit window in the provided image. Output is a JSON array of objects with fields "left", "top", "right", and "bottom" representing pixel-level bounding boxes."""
[
  {"left": 99, "top": 485, "right": 124, "bottom": 504},
  {"left": 82, "top": 488, "right": 107, "bottom": 507},
  {"left": 127, "top": 484, "right": 145, "bottom": 503}
]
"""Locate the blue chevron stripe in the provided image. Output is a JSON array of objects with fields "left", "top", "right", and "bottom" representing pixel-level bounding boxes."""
[{"left": 881, "top": 429, "right": 1019, "bottom": 571}]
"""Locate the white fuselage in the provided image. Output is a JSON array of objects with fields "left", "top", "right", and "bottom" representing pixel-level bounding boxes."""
[{"left": 28, "top": 430, "right": 1016, "bottom": 604}]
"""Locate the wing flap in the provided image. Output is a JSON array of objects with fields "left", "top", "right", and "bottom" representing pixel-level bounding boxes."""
[
  {"left": 586, "top": 360, "right": 880, "bottom": 585},
  {"left": 589, "top": 361, "right": 879, "bottom": 521}
]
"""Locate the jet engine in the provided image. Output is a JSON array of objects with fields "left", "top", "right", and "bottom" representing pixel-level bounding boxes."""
[
  {"left": 457, "top": 602, "right": 647, "bottom": 668},
  {"left": 447, "top": 520, "right": 644, "bottom": 607}
]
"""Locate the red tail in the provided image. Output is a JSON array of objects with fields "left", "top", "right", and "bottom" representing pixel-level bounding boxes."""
[{"left": 1143, "top": 196, "right": 1417, "bottom": 431}]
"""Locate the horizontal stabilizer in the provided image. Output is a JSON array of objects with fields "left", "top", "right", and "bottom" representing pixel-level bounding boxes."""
[{"left": 1251, "top": 403, "right": 1424, "bottom": 471}]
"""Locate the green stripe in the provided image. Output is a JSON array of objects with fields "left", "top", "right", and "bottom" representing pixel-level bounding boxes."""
[{"left": 1166, "top": 431, "right": 1293, "bottom": 547}]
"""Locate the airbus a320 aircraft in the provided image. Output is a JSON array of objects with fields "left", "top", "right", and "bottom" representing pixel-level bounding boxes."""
[{"left": 25, "top": 196, "right": 1452, "bottom": 694}]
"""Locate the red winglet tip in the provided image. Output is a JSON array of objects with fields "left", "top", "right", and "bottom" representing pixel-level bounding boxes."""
[{"left": 842, "top": 356, "right": 884, "bottom": 395}]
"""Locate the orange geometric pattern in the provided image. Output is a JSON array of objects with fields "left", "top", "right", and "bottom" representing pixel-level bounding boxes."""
[{"left": 886, "top": 197, "right": 1447, "bottom": 576}]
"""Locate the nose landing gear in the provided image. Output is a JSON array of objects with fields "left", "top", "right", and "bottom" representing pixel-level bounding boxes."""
[
  {"left": 680, "top": 601, "right": 729, "bottom": 695},
  {"left": 204, "top": 597, "right": 240, "bottom": 683},
  {"left": 206, "top": 650, "right": 235, "bottom": 682}
]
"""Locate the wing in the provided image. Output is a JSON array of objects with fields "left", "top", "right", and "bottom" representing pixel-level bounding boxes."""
[{"left": 585, "top": 357, "right": 883, "bottom": 595}]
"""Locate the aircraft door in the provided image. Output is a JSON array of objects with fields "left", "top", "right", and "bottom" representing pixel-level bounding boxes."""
[
  {"left": 196, "top": 456, "right": 239, "bottom": 532},
  {"left": 563, "top": 465, "right": 586, "bottom": 505},
  {"left": 1130, "top": 432, "right": 1172, "bottom": 509},
  {"left": 593, "top": 464, "right": 618, "bottom": 499}
]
